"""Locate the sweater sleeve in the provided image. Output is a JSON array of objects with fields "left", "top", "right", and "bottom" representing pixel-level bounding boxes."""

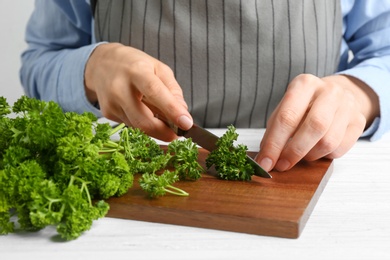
[{"left": 338, "top": 0, "right": 390, "bottom": 141}]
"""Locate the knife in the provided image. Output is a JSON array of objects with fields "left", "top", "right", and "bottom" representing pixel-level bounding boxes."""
[{"left": 156, "top": 115, "right": 272, "bottom": 178}]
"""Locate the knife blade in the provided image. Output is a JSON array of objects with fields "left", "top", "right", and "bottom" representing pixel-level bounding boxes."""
[{"left": 157, "top": 115, "right": 272, "bottom": 178}]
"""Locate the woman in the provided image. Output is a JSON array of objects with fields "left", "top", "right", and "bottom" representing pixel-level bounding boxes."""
[{"left": 20, "top": 0, "right": 390, "bottom": 171}]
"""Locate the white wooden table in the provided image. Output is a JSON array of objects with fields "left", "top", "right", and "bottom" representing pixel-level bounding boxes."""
[{"left": 1, "top": 129, "right": 389, "bottom": 260}]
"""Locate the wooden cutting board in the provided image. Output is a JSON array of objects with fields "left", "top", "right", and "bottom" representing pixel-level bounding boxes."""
[{"left": 106, "top": 147, "right": 333, "bottom": 238}]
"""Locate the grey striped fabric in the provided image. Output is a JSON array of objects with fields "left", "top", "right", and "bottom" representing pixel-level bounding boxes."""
[{"left": 93, "top": 0, "right": 342, "bottom": 128}]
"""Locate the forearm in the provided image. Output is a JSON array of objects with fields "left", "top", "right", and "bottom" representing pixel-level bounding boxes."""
[
  {"left": 20, "top": 44, "right": 102, "bottom": 116},
  {"left": 339, "top": 0, "right": 390, "bottom": 141},
  {"left": 19, "top": 0, "right": 100, "bottom": 115}
]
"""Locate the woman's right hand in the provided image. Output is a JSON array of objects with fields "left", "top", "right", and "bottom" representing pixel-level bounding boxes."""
[{"left": 84, "top": 43, "right": 193, "bottom": 141}]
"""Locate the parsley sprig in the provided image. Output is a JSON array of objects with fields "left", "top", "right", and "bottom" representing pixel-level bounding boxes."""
[
  {"left": 206, "top": 125, "right": 254, "bottom": 181},
  {"left": 138, "top": 138, "right": 203, "bottom": 198},
  {"left": 139, "top": 170, "right": 188, "bottom": 198}
]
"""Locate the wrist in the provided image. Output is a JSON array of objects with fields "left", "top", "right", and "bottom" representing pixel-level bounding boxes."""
[{"left": 84, "top": 42, "right": 117, "bottom": 104}]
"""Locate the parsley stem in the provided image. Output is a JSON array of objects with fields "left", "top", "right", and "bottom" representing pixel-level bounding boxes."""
[
  {"left": 110, "top": 123, "right": 126, "bottom": 136},
  {"left": 99, "top": 148, "right": 117, "bottom": 153},
  {"left": 165, "top": 185, "right": 189, "bottom": 197},
  {"left": 104, "top": 140, "right": 119, "bottom": 148},
  {"left": 44, "top": 197, "right": 62, "bottom": 211},
  {"left": 69, "top": 175, "right": 93, "bottom": 207}
]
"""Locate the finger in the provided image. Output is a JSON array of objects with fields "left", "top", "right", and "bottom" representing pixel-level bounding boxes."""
[
  {"left": 124, "top": 98, "right": 178, "bottom": 141},
  {"left": 303, "top": 101, "right": 349, "bottom": 161},
  {"left": 103, "top": 110, "right": 125, "bottom": 126},
  {"left": 131, "top": 65, "right": 193, "bottom": 130},
  {"left": 325, "top": 116, "right": 365, "bottom": 159},
  {"left": 155, "top": 63, "right": 188, "bottom": 110},
  {"left": 96, "top": 89, "right": 127, "bottom": 125},
  {"left": 141, "top": 96, "right": 164, "bottom": 117},
  {"left": 112, "top": 81, "right": 177, "bottom": 141},
  {"left": 324, "top": 89, "right": 366, "bottom": 159},
  {"left": 98, "top": 78, "right": 178, "bottom": 141},
  {"left": 303, "top": 89, "right": 359, "bottom": 161},
  {"left": 256, "top": 74, "right": 319, "bottom": 171}
]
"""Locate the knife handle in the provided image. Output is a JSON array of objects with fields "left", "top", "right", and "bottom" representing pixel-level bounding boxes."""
[{"left": 155, "top": 114, "right": 187, "bottom": 136}]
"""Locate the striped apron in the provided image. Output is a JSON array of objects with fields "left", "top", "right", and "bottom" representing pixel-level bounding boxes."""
[{"left": 91, "top": 0, "right": 342, "bottom": 128}]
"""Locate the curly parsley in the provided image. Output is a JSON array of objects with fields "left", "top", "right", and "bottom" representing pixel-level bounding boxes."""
[
  {"left": 1, "top": 96, "right": 254, "bottom": 240},
  {"left": 0, "top": 96, "right": 203, "bottom": 239},
  {"left": 205, "top": 125, "right": 254, "bottom": 181}
]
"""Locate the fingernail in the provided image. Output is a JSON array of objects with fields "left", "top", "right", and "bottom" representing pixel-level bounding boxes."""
[
  {"left": 275, "top": 159, "right": 290, "bottom": 172},
  {"left": 178, "top": 115, "right": 193, "bottom": 130},
  {"left": 259, "top": 157, "right": 273, "bottom": 172}
]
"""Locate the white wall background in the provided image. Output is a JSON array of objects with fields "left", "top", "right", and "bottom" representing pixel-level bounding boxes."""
[{"left": 0, "top": 0, "right": 35, "bottom": 106}]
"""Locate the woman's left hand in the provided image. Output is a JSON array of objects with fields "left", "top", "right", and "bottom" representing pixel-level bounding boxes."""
[{"left": 256, "top": 74, "right": 379, "bottom": 172}]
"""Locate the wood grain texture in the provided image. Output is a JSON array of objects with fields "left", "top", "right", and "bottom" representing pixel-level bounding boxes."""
[{"left": 106, "top": 148, "right": 333, "bottom": 238}]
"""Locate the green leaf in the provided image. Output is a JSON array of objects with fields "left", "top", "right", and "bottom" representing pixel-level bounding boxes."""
[
  {"left": 0, "top": 97, "right": 10, "bottom": 117},
  {"left": 168, "top": 138, "right": 203, "bottom": 181},
  {"left": 139, "top": 170, "right": 187, "bottom": 198}
]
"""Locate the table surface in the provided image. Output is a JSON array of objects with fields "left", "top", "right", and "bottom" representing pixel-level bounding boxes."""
[{"left": 1, "top": 129, "right": 389, "bottom": 260}]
